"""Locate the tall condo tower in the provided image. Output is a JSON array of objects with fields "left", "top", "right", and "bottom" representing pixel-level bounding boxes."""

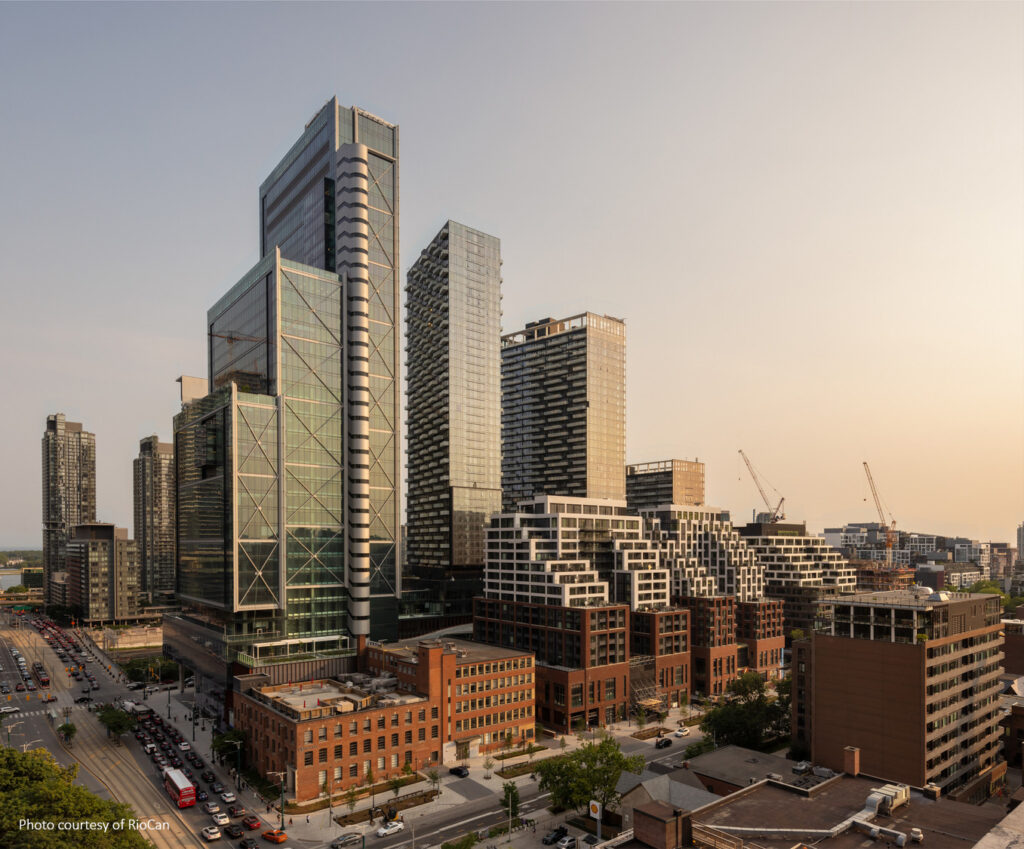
[
  {"left": 501, "top": 313, "right": 626, "bottom": 508},
  {"left": 406, "top": 221, "right": 502, "bottom": 596},
  {"left": 133, "top": 435, "right": 175, "bottom": 598},
  {"left": 41, "top": 414, "right": 96, "bottom": 605}
]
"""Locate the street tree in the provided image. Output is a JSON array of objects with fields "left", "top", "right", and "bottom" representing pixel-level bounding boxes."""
[
  {"left": 58, "top": 722, "right": 77, "bottom": 745},
  {"left": 96, "top": 706, "right": 136, "bottom": 743},
  {"left": 484, "top": 756, "right": 495, "bottom": 779},
  {"left": 345, "top": 786, "right": 359, "bottom": 815},
  {"left": 501, "top": 781, "right": 520, "bottom": 821},
  {"left": 426, "top": 768, "right": 441, "bottom": 795},
  {"left": 534, "top": 735, "right": 643, "bottom": 815},
  {"left": 699, "top": 672, "right": 772, "bottom": 749},
  {"left": 365, "top": 767, "right": 376, "bottom": 808},
  {"left": 388, "top": 775, "right": 404, "bottom": 799},
  {"left": 635, "top": 707, "right": 647, "bottom": 731}
]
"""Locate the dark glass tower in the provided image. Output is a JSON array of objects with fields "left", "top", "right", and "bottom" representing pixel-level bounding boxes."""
[{"left": 133, "top": 435, "right": 175, "bottom": 598}]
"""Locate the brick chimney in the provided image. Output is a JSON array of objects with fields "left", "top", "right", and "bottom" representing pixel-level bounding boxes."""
[{"left": 843, "top": 746, "right": 860, "bottom": 777}]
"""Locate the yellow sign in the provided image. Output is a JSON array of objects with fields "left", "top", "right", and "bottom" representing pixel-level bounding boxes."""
[{"left": 589, "top": 800, "right": 601, "bottom": 820}]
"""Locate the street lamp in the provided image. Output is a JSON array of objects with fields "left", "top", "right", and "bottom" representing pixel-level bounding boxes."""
[
  {"left": 267, "top": 771, "right": 286, "bottom": 830},
  {"left": 20, "top": 739, "right": 42, "bottom": 752}
]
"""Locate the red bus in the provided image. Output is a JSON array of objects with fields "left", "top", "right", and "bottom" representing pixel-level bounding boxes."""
[
  {"left": 32, "top": 664, "right": 50, "bottom": 688},
  {"left": 163, "top": 768, "right": 196, "bottom": 808}
]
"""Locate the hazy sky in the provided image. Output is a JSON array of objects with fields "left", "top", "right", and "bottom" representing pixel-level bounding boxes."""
[{"left": 1, "top": 2, "right": 1021, "bottom": 548}]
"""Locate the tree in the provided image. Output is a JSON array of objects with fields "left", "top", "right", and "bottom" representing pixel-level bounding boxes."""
[
  {"left": 635, "top": 707, "right": 647, "bottom": 731},
  {"left": 769, "top": 676, "right": 792, "bottom": 738},
  {"left": 534, "top": 735, "right": 644, "bottom": 815},
  {"left": 345, "top": 786, "right": 359, "bottom": 815},
  {"left": 573, "top": 717, "right": 587, "bottom": 740},
  {"left": 699, "top": 672, "right": 772, "bottom": 749},
  {"left": 4, "top": 584, "right": 27, "bottom": 594},
  {"left": 426, "top": 768, "right": 441, "bottom": 795},
  {"left": 402, "top": 761, "right": 415, "bottom": 778},
  {"left": 388, "top": 775, "right": 404, "bottom": 799},
  {"left": 501, "top": 781, "right": 520, "bottom": 821},
  {"left": 502, "top": 732, "right": 514, "bottom": 759},
  {"left": 96, "top": 706, "right": 136, "bottom": 743},
  {"left": 365, "top": 767, "right": 376, "bottom": 808},
  {"left": 0, "top": 747, "right": 150, "bottom": 848},
  {"left": 58, "top": 722, "right": 77, "bottom": 745},
  {"left": 789, "top": 628, "right": 805, "bottom": 641},
  {"left": 484, "top": 756, "right": 495, "bottom": 779},
  {"left": 559, "top": 736, "right": 568, "bottom": 754}
]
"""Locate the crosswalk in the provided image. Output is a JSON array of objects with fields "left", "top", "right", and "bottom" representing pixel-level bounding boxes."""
[{"left": 8, "top": 703, "right": 94, "bottom": 718}]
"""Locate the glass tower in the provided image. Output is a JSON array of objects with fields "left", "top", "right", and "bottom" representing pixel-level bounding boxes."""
[
  {"left": 42, "top": 414, "right": 96, "bottom": 605},
  {"left": 406, "top": 222, "right": 502, "bottom": 596},
  {"left": 259, "top": 98, "right": 401, "bottom": 607}
]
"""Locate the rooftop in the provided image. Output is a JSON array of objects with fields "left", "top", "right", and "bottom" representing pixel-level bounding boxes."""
[
  {"left": 249, "top": 675, "right": 425, "bottom": 722},
  {"left": 371, "top": 636, "right": 531, "bottom": 665},
  {"left": 691, "top": 775, "right": 1006, "bottom": 849},
  {"left": 835, "top": 589, "right": 998, "bottom": 609}
]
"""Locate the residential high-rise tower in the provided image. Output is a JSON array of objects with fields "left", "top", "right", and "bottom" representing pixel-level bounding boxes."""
[
  {"left": 406, "top": 221, "right": 502, "bottom": 616},
  {"left": 501, "top": 313, "right": 626, "bottom": 508},
  {"left": 133, "top": 435, "right": 175, "bottom": 598},
  {"left": 41, "top": 414, "right": 96, "bottom": 605}
]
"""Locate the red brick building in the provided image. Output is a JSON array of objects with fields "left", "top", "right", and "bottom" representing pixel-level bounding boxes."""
[
  {"left": 680, "top": 596, "right": 738, "bottom": 697},
  {"left": 735, "top": 599, "right": 785, "bottom": 681},
  {"left": 235, "top": 638, "right": 533, "bottom": 803},
  {"left": 630, "top": 608, "right": 690, "bottom": 710},
  {"left": 474, "top": 599, "right": 629, "bottom": 731}
]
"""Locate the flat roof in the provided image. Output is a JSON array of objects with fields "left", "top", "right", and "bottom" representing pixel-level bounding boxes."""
[
  {"left": 691, "top": 775, "right": 1004, "bottom": 849},
  {"left": 835, "top": 590, "right": 998, "bottom": 609},
  {"left": 373, "top": 637, "right": 530, "bottom": 664}
]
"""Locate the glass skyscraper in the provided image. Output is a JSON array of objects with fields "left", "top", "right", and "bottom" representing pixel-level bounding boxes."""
[
  {"left": 406, "top": 222, "right": 502, "bottom": 616},
  {"left": 167, "top": 100, "right": 400, "bottom": 699}
]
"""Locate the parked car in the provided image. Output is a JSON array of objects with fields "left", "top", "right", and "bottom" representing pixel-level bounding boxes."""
[
  {"left": 674, "top": 727, "right": 690, "bottom": 737},
  {"left": 448, "top": 766, "right": 469, "bottom": 778},
  {"left": 377, "top": 821, "right": 405, "bottom": 838},
  {"left": 543, "top": 827, "right": 569, "bottom": 845},
  {"left": 556, "top": 837, "right": 578, "bottom": 849},
  {"left": 654, "top": 738, "right": 672, "bottom": 749}
]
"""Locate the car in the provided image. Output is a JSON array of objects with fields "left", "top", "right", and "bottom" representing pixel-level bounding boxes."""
[
  {"left": 183, "top": 768, "right": 194, "bottom": 779},
  {"left": 91, "top": 683, "right": 101, "bottom": 690},
  {"left": 224, "top": 824, "right": 244, "bottom": 839},
  {"left": 192, "top": 757, "right": 206, "bottom": 769},
  {"left": 81, "top": 687, "right": 91, "bottom": 694},
  {"left": 228, "top": 805, "right": 247, "bottom": 818},
  {"left": 178, "top": 740, "right": 191, "bottom": 750},
  {"left": 74, "top": 696, "right": 92, "bottom": 704},
  {"left": 201, "top": 826, "right": 222, "bottom": 841},
  {"left": 26, "top": 683, "right": 36, "bottom": 691},
  {"left": 203, "top": 801, "right": 221, "bottom": 814},
  {"left": 376, "top": 821, "right": 405, "bottom": 838},
  {"left": 556, "top": 837, "right": 578, "bottom": 849},
  {"left": 542, "top": 827, "right": 569, "bottom": 845},
  {"left": 448, "top": 766, "right": 469, "bottom": 778},
  {"left": 42, "top": 695, "right": 57, "bottom": 703},
  {"left": 170, "top": 757, "right": 183, "bottom": 768},
  {"left": 211, "top": 782, "right": 225, "bottom": 794},
  {"left": 261, "top": 830, "right": 288, "bottom": 844},
  {"left": 212, "top": 813, "right": 230, "bottom": 826},
  {"left": 332, "top": 836, "right": 362, "bottom": 848},
  {"left": 0, "top": 706, "right": 21, "bottom": 715},
  {"left": 239, "top": 840, "right": 260, "bottom": 849},
  {"left": 241, "top": 816, "right": 261, "bottom": 830},
  {"left": 202, "top": 770, "right": 217, "bottom": 782},
  {"left": 126, "top": 682, "right": 144, "bottom": 690},
  {"left": 0, "top": 685, "right": 9, "bottom": 694},
  {"left": 220, "top": 791, "right": 236, "bottom": 803},
  {"left": 654, "top": 738, "right": 672, "bottom": 749},
  {"left": 674, "top": 727, "right": 690, "bottom": 737},
  {"left": 197, "top": 790, "right": 209, "bottom": 802},
  {"left": 15, "top": 683, "right": 25, "bottom": 692}
]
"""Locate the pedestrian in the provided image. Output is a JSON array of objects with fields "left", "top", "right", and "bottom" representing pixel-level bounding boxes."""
[
  {"left": 289, "top": 818, "right": 293, "bottom": 826},
  {"left": 306, "top": 815, "right": 310, "bottom": 824}
]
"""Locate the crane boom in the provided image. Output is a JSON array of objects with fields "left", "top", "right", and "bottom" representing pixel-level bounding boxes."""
[
  {"left": 738, "top": 450, "right": 785, "bottom": 523},
  {"left": 862, "top": 461, "right": 897, "bottom": 564}
]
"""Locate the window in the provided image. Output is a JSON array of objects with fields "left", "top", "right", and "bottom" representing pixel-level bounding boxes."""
[
  {"left": 391, "top": 733, "right": 399, "bottom": 747},
  {"left": 378, "top": 716, "right": 386, "bottom": 730},
  {"left": 304, "top": 730, "right": 314, "bottom": 744},
  {"left": 405, "top": 730, "right": 412, "bottom": 744},
  {"left": 377, "top": 757, "right": 385, "bottom": 771},
  {"left": 363, "top": 740, "right": 371, "bottom": 753},
  {"left": 418, "top": 709, "right": 426, "bottom": 721},
  {"left": 304, "top": 751, "right": 313, "bottom": 766},
  {"left": 377, "top": 736, "right": 385, "bottom": 750},
  {"left": 392, "top": 713, "right": 399, "bottom": 727},
  {"left": 319, "top": 748, "right": 327, "bottom": 763},
  {"left": 391, "top": 754, "right": 399, "bottom": 768},
  {"left": 334, "top": 745, "right": 343, "bottom": 759},
  {"left": 404, "top": 751, "right": 412, "bottom": 764},
  {"left": 350, "top": 764, "right": 358, "bottom": 778},
  {"left": 333, "top": 766, "right": 342, "bottom": 780},
  {"left": 319, "top": 727, "right": 327, "bottom": 741},
  {"left": 431, "top": 706, "right": 439, "bottom": 719},
  {"left": 349, "top": 742, "right": 357, "bottom": 756},
  {"left": 431, "top": 725, "right": 439, "bottom": 738},
  {"left": 350, "top": 721, "right": 358, "bottom": 734},
  {"left": 405, "top": 711, "right": 412, "bottom": 724},
  {"left": 418, "top": 728, "right": 425, "bottom": 741},
  {"left": 318, "top": 770, "right": 327, "bottom": 787}
]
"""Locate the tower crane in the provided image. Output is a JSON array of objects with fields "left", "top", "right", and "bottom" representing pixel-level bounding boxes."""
[
  {"left": 738, "top": 450, "right": 785, "bottom": 523},
  {"left": 862, "top": 461, "right": 897, "bottom": 565}
]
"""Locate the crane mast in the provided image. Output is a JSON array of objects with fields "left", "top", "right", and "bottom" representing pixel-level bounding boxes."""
[
  {"left": 738, "top": 450, "right": 785, "bottom": 523},
  {"left": 862, "top": 461, "right": 897, "bottom": 564}
]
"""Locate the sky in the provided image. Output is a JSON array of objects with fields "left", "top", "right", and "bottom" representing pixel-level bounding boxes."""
[{"left": 0, "top": 2, "right": 1021, "bottom": 549}]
